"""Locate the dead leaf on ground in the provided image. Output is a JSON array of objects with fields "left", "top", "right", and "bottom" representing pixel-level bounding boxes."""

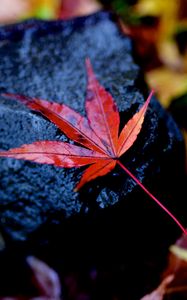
[
  {"left": 0, "top": 256, "right": 61, "bottom": 300},
  {"left": 140, "top": 275, "right": 174, "bottom": 300},
  {"left": 162, "top": 231, "right": 187, "bottom": 298}
]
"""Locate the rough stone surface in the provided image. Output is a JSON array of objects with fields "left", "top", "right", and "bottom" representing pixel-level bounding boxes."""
[{"left": 0, "top": 12, "right": 186, "bottom": 299}]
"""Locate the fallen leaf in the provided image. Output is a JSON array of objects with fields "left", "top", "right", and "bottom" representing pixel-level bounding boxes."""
[
  {"left": 0, "top": 59, "right": 186, "bottom": 234},
  {"left": 140, "top": 275, "right": 174, "bottom": 300},
  {"left": 161, "top": 231, "right": 187, "bottom": 298},
  {"left": 0, "top": 58, "right": 152, "bottom": 190},
  {"left": 0, "top": 257, "right": 61, "bottom": 300},
  {"left": 27, "top": 256, "right": 61, "bottom": 299}
]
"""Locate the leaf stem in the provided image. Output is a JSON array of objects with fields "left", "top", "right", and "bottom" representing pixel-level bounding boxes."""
[{"left": 117, "top": 160, "right": 187, "bottom": 235}]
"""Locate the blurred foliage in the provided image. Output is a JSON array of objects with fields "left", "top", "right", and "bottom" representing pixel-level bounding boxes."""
[
  {"left": 0, "top": 0, "right": 101, "bottom": 23},
  {"left": 27, "top": 0, "right": 60, "bottom": 19},
  {"left": 110, "top": 0, "right": 187, "bottom": 162},
  {"left": 0, "top": 0, "right": 29, "bottom": 24},
  {"left": 101, "top": 0, "right": 140, "bottom": 24},
  {"left": 112, "top": 0, "right": 187, "bottom": 109},
  {"left": 0, "top": 0, "right": 187, "bottom": 121},
  {"left": 0, "top": 0, "right": 60, "bottom": 23}
]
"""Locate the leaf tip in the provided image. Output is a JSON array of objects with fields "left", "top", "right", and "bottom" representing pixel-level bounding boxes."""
[
  {"left": 1, "top": 92, "right": 29, "bottom": 105},
  {"left": 74, "top": 187, "right": 78, "bottom": 192},
  {"left": 85, "top": 56, "right": 91, "bottom": 65},
  {"left": 1, "top": 92, "right": 12, "bottom": 99},
  {"left": 147, "top": 89, "right": 154, "bottom": 104},
  {"left": 74, "top": 184, "right": 80, "bottom": 193},
  {"left": 74, "top": 178, "right": 86, "bottom": 192},
  {"left": 85, "top": 57, "right": 94, "bottom": 77},
  {"left": 150, "top": 89, "right": 155, "bottom": 94},
  {"left": 143, "top": 89, "right": 154, "bottom": 110}
]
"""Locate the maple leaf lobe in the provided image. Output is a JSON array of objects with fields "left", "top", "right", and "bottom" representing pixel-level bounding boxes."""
[{"left": 85, "top": 58, "right": 120, "bottom": 157}]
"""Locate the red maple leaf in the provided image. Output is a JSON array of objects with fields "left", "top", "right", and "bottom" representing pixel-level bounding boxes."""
[{"left": 0, "top": 59, "right": 186, "bottom": 234}]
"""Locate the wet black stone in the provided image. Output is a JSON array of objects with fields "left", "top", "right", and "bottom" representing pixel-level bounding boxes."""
[{"left": 0, "top": 11, "right": 186, "bottom": 299}]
